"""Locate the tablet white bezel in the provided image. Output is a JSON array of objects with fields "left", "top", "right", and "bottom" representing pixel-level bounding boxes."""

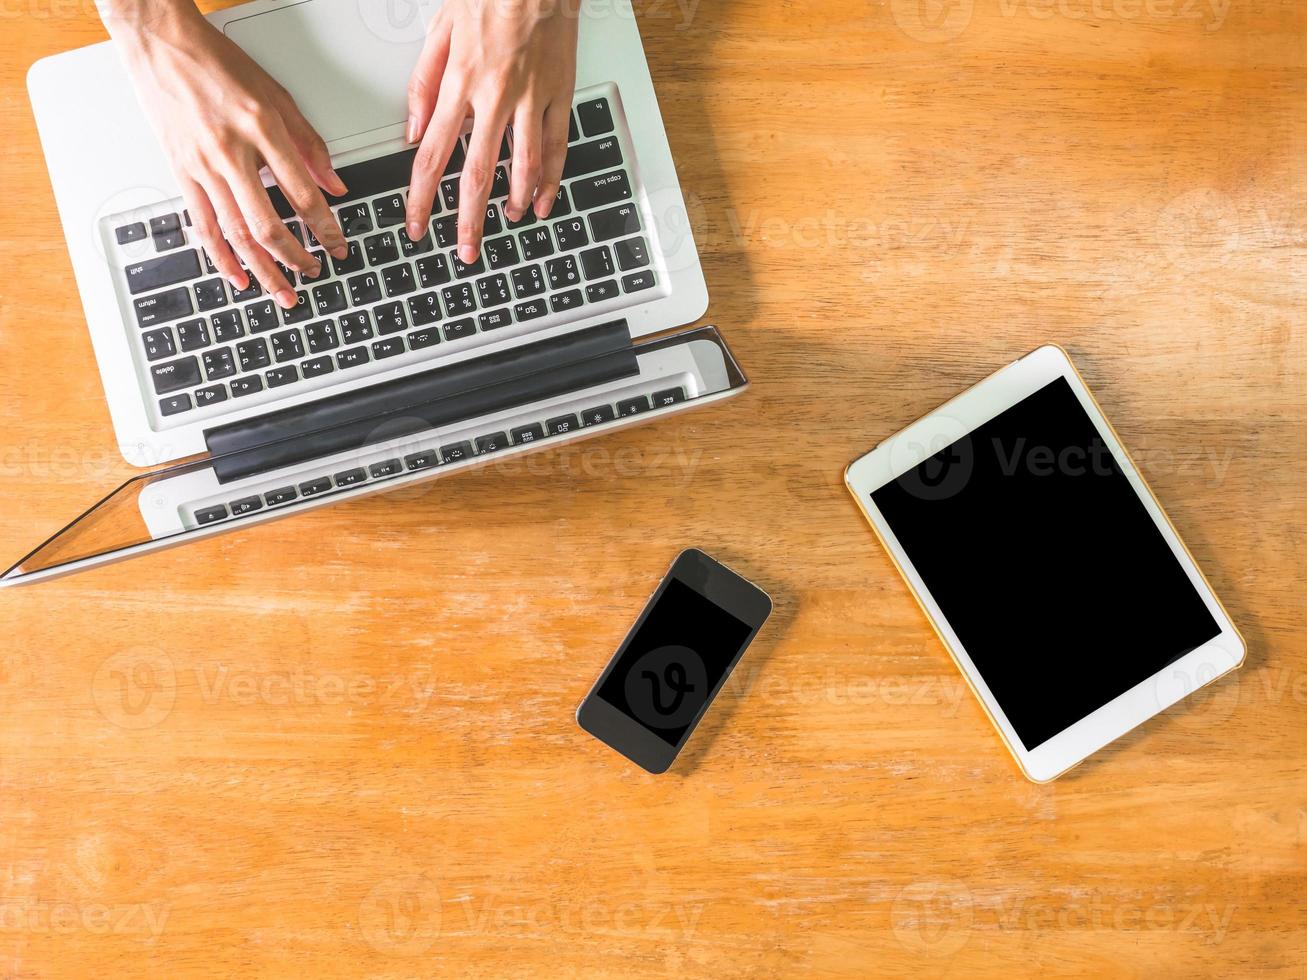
[{"left": 843, "top": 344, "right": 1246, "bottom": 782}]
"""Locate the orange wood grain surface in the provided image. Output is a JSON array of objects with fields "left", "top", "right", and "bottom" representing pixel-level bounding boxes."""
[{"left": 1, "top": 0, "right": 1305, "bottom": 975}]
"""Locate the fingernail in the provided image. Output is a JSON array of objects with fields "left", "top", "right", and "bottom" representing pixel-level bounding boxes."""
[
  {"left": 405, "top": 116, "right": 419, "bottom": 144},
  {"left": 504, "top": 205, "right": 519, "bottom": 221},
  {"left": 459, "top": 244, "right": 478, "bottom": 264},
  {"left": 331, "top": 244, "right": 348, "bottom": 260},
  {"left": 407, "top": 221, "right": 422, "bottom": 241},
  {"left": 228, "top": 274, "right": 247, "bottom": 289},
  {"left": 275, "top": 289, "right": 296, "bottom": 310},
  {"left": 328, "top": 168, "right": 347, "bottom": 194}
]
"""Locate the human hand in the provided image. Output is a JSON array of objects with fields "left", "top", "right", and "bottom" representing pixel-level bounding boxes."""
[
  {"left": 404, "top": 0, "right": 580, "bottom": 264},
  {"left": 103, "top": 1, "right": 349, "bottom": 309}
]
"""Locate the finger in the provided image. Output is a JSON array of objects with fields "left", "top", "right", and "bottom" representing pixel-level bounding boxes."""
[
  {"left": 406, "top": 90, "right": 467, "bottom": 242},
  {"left": 406, "top": 16, "right": 452, "bottom": 144},
  {"left": 507, "top": 103, "right": 543, "bottom": 224},
  {"left": 260, "top": 128, "right": 349, "bottom": 261},
  {"left": 179, "top": 174, "right": 247, "bottom": 290},
  {"left": 279, "top": 95, "right": 348, "bottom": 201},
  {"left": 457, "top": 106, "right": 510, "bottom": 264},
  {"left": 534, "top": 101, "right": 571, "bottom": 220},
  {"left": 222, "top": 153, "right": 320, "bottom": 282},
  {"left": 207, "top": 175, "right": 297, "bottom": 309}
]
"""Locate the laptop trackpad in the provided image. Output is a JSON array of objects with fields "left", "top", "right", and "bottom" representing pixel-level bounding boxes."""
[{"left": 223, "top": 0, "right": 436, "bottom": 144}]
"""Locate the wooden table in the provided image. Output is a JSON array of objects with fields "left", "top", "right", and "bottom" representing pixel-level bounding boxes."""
[{"left": 2, "top": 0, "right": 1304, "bottom": 975}]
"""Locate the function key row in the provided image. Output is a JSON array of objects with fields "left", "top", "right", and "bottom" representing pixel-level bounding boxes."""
[{"left": 192, "top": 379, "right": 685, "bottom": 527}]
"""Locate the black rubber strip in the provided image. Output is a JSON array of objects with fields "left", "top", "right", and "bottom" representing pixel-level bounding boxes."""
[{"left": 205, "top": 320, "right": 637, "bottom": 484}]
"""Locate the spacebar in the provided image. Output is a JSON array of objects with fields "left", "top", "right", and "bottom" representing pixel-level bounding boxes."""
[{"left": 265, "top": 148, "right": 421, "bottom": 217}]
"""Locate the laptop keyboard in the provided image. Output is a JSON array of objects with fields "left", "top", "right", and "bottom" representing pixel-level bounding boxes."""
[{"left": 109, "top": 89, "right": 662, "bottom": 427}]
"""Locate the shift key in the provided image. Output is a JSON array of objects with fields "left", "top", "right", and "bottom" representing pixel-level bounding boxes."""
[
  {"left": 569, "top": 170, "right": 631, "bottom": 211},
  {"left": 150, "top": 355, "right": 202, "bottom": 395},
  {"left": 125, "top": 249, "right": 201, "bottom": 295}
]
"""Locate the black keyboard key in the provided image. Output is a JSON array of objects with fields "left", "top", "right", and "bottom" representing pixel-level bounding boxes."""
[
  {"left": 585, "top": 280, "right": 619, "bottom": 303},
  {"left": 553, "top": 217, "right": 588, "bottom": 251},
  {"left": 210, "top": 309, "right": 244, "bottom": 342},
  {"left": 301, "top": 250, "right": 330, "bottom": 285},
  {"left": 332, "top": 240, "right": 366, "bottom": 275},
  {"left": 399, "top": 227, "right": 434, "bottom": 257},
  {"left": 194, "top": 384, "right": 228, "bottom": 407},
  {"left": 159, "top": 393, "right": 192, "bottom": 416},
  {"left": 264, "top": 186, "right": 296, "bottom": 219},
  {"left": 562, "top": 136, "right": 622, "bottom": 180},
  {"left": 617, "top": 395, "right": 651, "bottom": 416},
  {"left": 286, "top": 221, "right": 305, "bottom": 246},
  {"left": 442, "top": 317, "right": 476, "bottom": 342},
  {"left": 483, "top": 235, "right": 520, "bottom": 269},
  {"left": 301, "top": 355, "right": 334, "bottom": 378},
  {"left": 439, "top": 176, "right": 459, "bottom": 212},
  {"left": 577, "top": 97, "right": 614, "bottom": 136},
  {"left": 405, "top": 450, "right": 438, "bottom": 471},
  {"left": 581, "top": 404, "right": 616, "bottom": 426},
  {"left": 542, "top": 186, "right": 571, "bottom": 219},
  {"left": 347, "top": 271, "right": 383, "bottom": 307},
  {"left": 615, "top": 236, "right": 650, "bottom": 270},
  {"left": 568, "top": 111, "right": 579, "bottom": 143},
  {"left": 245, "top": 299, "right": 279, "bottom": 333},
  {"left": 373, "top": 193, "right": 406, "bottom": 227},
  {"left": 339, "top": 311, "right": 374, "bottom": 344},
  {"left": 511, "top": 422, "right": 545, "bottom": 444},
  {"left": 337, "top": 346, "right": 370, "bottom": 369},
  {"left": 408, "top": 326, "right": 441, "bottom": 349},
  {"left": 231, "top": 279, "right": 261, "bottom": 303},
  {"left": 175, "top": 318, "right": 210, "bottom": 352},
  {"left": 511, "top": 264, "right": 546, "bottom": 298},
  {"left": 550, "top": 288, "right": 584, "bottom": 314},
  {"left": 475, "top": 431, "right": 509, "bottom": 455},
  {"left": 588, "top": 202, "right": 641, "bottom": 242},
  {"left": 483, "top": 203, "right": 503, "bottom": 236},
  {"left": 338, "top": 203, "right": 373, "bottom": 237},
  {"left": 622, "top": 270, "right": 656, "bottom": 293},
  {"left": 369, "top": 458, "right": 403, "bottom": 478},
  {"left": 451, "top": 251, "right": 485, "bottom": 278},
  {"left": 514, "top": 299, "right": 548, "bottom": 321},
  {"left": 372, "top": 336, "right": 405, "bottom": 359},
  {"left": 374, "top": 301, "right": 408, "bottom": 334},
  {"left": 580, "top": 245, "right": 614, "bottom": 280},
  {"left": 143, "top": 327, "right": 176, "bottom": 361},
  {"left": 407, "top": 291, "right": 443, "bottom": 326},
  {"left": 652, "top": 386, "right": 686, "bottom": 407},
  {"left": 304, "top": 319, "right": 339, "bottom": 353},
  {"left": 134, "top": 287, "right": 193, "bottom": 328},
  {"left": 546, "top": 413, "right": 579, "bottom": 436},
  {"left": 194, "top": 278, "right": 227, "bottom": 312},
  {"left": 270, "top": 328, "right": 304, "bottom": 362},
  {"left": 266, "top": 365, "right": 299, "bottom": 387},
  {"left": 415, "top": 254, "right": 451, "bottom": 288},
  {"left": 203, "top": 347, "right": 237, "bottom": 381},
  {"left": 237, "top": 337, "right": 271, "bottom": 371},
  {"left": 230, "top": 495, "right": 263, "bottom": 515},
  {"left": 440, "top": 441, "right": 472, "bottom": 463},
  {"left": 126, "top": 249, "right": 201, "bottom": 295},
  {"left": 382, "top": 262, "right": 417, "bottom": 296},
  {"left": 328, "top": 147, "right": 420, "bottom": 205},
  {"left": 153, "top": 229, "right": 186, "bottom": 252},
  {"left": 571, "top": 170, "right": 631, "bottom": 212},
  {"left": 150, "top": 355, "right": 201, "bottom": 394},
  {"left": 519, "top": 226, "right": 554, "bottom": 261},
  {"left": 506, "top": 207, "right": 537, "bottom": 230},
  {"left": 335, "top": 467, "right": 367, "bottom": 486},
  {"left": 492, "top": 165, "right": 510, "bottom": 198},
  {"left": 545, "top": 255, "right": 580, "bottom": 290},
  {"left": 231, "top": 374, "right": 263, "bottom": 398},
  {"left": 300, "top": 477, "right": 332, "bottom": 496},
  {"left": 149, "top": 212, "right": 181, "bottom": 236},
  {"left": 313, "top": 281, "right": 348, "bottom": 315},
  {"left": 432, "top": 214, "right": 459, "bottom": 248},
  {"left": 115, "top": 222, "right": 146, "bottom": 245},
  {"left": 265, "top": 486, "right": 298, "bottom": 505},
  {"left": 441, "top": 282, "right": 477, "bottom": 315},
  {"left": 476, "top": 273, "right": 511, "bottom": 308},
  {"left": 364, "top": 232, "right": 399, "bottom": 266},
  {"left": 479, "top": 308, "right": 512, "bottom": 331},
  {"left": 195, "top": 504, "right": 228, "bottom": 524}
]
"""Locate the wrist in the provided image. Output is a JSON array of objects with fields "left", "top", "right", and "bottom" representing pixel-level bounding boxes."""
[{"left": 102, "top": 0, "right": 206, "bottom": 53}]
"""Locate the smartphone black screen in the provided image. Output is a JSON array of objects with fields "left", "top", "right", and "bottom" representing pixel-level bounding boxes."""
[{"left": 597, "top": 578, "right": 754, "bottom": 745}]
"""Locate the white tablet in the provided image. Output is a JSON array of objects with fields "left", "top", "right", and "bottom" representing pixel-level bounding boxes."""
[{"left": 844, "top": 345, "right": 1245, "bottom": 781}]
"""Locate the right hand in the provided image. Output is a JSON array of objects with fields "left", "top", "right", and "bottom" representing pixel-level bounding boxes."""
[{"left": 107, "top": 3, "right": 349, "bottom": 309}]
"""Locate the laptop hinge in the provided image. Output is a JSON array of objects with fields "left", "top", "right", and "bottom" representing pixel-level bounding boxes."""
[{"left": 204, "top": 320, "right": 638, "bottom": 484}]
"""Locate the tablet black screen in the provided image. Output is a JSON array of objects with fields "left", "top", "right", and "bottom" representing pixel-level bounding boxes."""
[{"left": 871, "top": 376, "right": 1220, "bottom": 750}]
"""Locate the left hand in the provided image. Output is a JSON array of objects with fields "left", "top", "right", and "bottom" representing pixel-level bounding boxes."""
[{"left": 404, "top": 0, "right": 580, "bottom": 265}]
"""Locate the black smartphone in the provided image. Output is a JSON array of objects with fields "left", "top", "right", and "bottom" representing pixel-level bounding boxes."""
[{"left": 576, "top": 548, "right": 772, "bottom": 773}]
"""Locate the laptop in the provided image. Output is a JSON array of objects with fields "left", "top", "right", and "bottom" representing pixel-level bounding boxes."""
[{"left": 8, "top": 0, "right": 747, "bottom": 585}]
